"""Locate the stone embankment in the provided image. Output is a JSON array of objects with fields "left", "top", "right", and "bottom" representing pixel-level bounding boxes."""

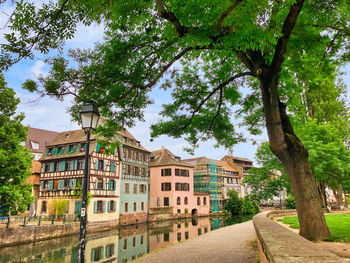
[{"left": 253, "top": 210, "right": 345, "bottom": 263}]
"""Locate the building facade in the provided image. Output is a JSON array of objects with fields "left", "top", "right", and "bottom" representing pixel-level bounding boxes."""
[
  {"left": 37, "top": 130, "right": 121, "bottom": 224},
  {"left": 118, "top": 128, "right": 150, "bottom": 225},
  {"left": 23, "top": 127, "right": 59, "bottom": 214},
  {"left": 149, "top": 148, "right": 210, "bottom": 217}
]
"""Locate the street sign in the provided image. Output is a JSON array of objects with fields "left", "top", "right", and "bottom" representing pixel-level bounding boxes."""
[{"left": 81, "top": 208, "right": 86, "bottom": 217}]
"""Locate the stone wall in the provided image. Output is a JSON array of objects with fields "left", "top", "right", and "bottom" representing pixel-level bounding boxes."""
[
  {"left": 253, "top": 211, "right": 345, "bottom": 263},
  {"left": 119, "top": 212, "right": 148, "bottom": 225}
]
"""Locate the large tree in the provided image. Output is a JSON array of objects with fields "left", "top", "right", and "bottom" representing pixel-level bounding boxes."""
[
  {"left": 0, "top": 73, "right": 34, "bottom": 228},
  {"left": 2, "top": 0, "right": 350, "bottom": 240}
]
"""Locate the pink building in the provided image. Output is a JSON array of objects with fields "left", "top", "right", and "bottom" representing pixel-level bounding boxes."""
[{"left": 149, "top": 147, "right": 210, "bottom": 217}]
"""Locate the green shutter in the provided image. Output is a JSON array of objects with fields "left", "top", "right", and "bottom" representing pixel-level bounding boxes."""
[
  {"left": 48, "top": 180, "right": 53, "bottom": 190},
  {"left": 105, "top": 245, "right": 109, "bottom": 257},
  {"left": 69, "top": 179, "right": 73, "bottom": 190},
  {"left": 95, "top": 160, "right": 99, "bottom": 170},
  {"left": 46, "top": 149, "right": 49, "bottom": 156},
  {"left": 94, "top": 201, "right": 97, "bottom": 213},
  {"left": 78, "top": 144, "right": 81, "bottom": 152},
  {"left": 75, "top": 201, "right": 81, "bottom": 213},
  {"left": 112, "top": 244, "right": 115, "bottom": 256},
  {"left": 72, "top": 145, "right": 75, "bottom": 153},
  {"left": 91, "top": 249, "right": 95, "bottom": 261},
  {"left": 103, "top": 179, "right": 106, "bottom": 190},
  {"left": 100, "top": 247, "right": 104, "bottom": 259},
  {"left": 74, "top": 160, "right": 78, "bottom": 170},
  {"left": 108, "top": 201, "right": 111, "bottom": 212},
  {"left": 49, "top": 163, "right": 55, "bottom": 172},
  {"left": 103, "top": 161, "right": 106, "bottom": 171},
  {"left": 60, "top": 147, "right": 64, "bottom": 155},
  {"left": 95, "top": 179, "right": 98, "bottom": 189},
  {"left": 41, "top": 163, "right": 46, "bottom": 173},
  {"left": 110, "top": 162, "right": 115, "bottom": 172},
  {"left": 84, "top": 144, "right": 87, "bottom": 151},
  {"left": 108, "top": 180, "right": 111, "bottom": 190},
  {"left": 59, "top": 161, "right": 65, "bottom": 171},
  {"left": 67, "top": 146, "right": 70, "bottom": 154},
  {"left": 73, "top": 179, "right": 77, "bottom": 189},
  {"left": 103, "top": 201, "right": 106, "bottom": 213},
  {"left": 114, "top": 180, "right": 117, "bottom": 191},
  {"left": 55, "top": 148, "right": 58, "bottom": 155},
  {"left": 96, "top": 143, "right": 100, "bottom": 152},
  {"left": 40, "top": 181, "right": 44, "bottom": 190}
]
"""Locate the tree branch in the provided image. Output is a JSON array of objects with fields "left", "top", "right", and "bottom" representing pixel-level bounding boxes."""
[
  {"left": 216, "top": 0, "right": 242, "bottom": 32},
  {"left": 209, "top": 86, "right": 223, "bottom": 131},
  {"left": 270, "top": 0, "right": 304, "bottom": 74},
  {"left": 155, "top": 0, "right": 188, "bottom": 37},
  {"left": 182, "top": 71, "right": 252, "bottom": 129}
]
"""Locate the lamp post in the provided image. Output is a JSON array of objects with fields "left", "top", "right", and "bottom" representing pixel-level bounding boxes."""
[{"left": 78, "top": 102, "right": 100, "bottom": 263}]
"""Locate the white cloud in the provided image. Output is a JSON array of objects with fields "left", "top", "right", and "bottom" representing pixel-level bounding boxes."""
[{"left": 30, "top": 60, "right": 47, "bottom": 78}]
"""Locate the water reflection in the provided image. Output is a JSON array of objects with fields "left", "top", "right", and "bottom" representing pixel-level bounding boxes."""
[{"left": 0, "top": 216, "right": 251, "bottom": 263}]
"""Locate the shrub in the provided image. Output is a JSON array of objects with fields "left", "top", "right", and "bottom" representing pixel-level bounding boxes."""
[
  {"left": 224, "top": 190, "right": 243, "bottom": 216},
  {"left": 185, "top": 208, "right": 188, "bottom": 214},
  {"left": 285, "top": 195, "right": 296, "bottom": 209}
]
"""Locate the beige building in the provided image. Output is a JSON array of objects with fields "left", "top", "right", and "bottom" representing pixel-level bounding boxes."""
[{"left": 37, "top": 129, "right": 121, "bottom": 224}]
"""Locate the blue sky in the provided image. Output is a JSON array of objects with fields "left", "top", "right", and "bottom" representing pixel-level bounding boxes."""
[{"left": 1, "top": 2, "right": 349, "bottom": 164}]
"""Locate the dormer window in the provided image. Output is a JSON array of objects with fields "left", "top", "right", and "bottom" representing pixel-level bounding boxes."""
[
  {"left": 79, "top": 143, "right": 87, "bottom": 152},
  {"left": 30, "top": 141, "right": 39, "bottom": 150},
  {"left": 47, "top": 148, "right": 54, "bottom": 156}
]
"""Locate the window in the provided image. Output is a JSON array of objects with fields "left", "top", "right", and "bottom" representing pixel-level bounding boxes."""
[
  {"left": 203, "top": 197, "right": 207, "bottom": 205},
  {"left": 95, "top": 201, "right": 104, "bottom": 213},
  {"left": 91, "top": 247, "right": 103, "bottom": 262},
  {"left": 164, "top": 233, "right": 169, "bottom": 242},
  {"left": 105, "top": 244, "right": 115, "bottom": 258},
  {"left": 204, "top": 227, "right": 208, "bottom": 233},
  {"left": 109, "top": 179, "right": 116, "bottom": 191},
  {"left": 175, "top": 183, "right": 189, "bottom": 191},
  {"left": 135, "top": 152, "right": 139, "bottom": 160},
  {"left": 133, "top": 184, "right": 138, "bottom": 194},
  {"left": 127, "top": 165, "right": 132, "bottom": 174},
  {"left": 177, "top": 197, "right": 181, "bottom": 205},
  {"left": 125, "top": 183, "right": 129, "bottom": 194},
  {"left": 161, "top": 182, "right": 171, "bottom": 191},
  {"left": 141, "top": 202, "right": 144, "bottom": 211},
  {"left": 185, "top": 231, "right": 189, "bottom": 239},
  {"left": 133, "top": 237, "right": 136, "bottom": 247},
  {"left": 133, "top": 202, "right": 137, "bottom": 212},
  {"left": 198, "top": 228, "right": 202, "bottom": 235},
  {"left": 177, "top": 233, "right": 181, "bottom": 241},
  {"left": 184, "top": 197, "right": 188, "bottom": 205},
  {"left": 30, "top": 141, "right": 39, "bottom": 150},
  {"left": 175, "top": 169, "right": 189, "bottom": 177},
  {"left": 139, "top": 184, "right": 146, "bottom": 193},
  {"left": 197, "top": 197, "right": 201, "bottom": 205},
  {"left": 140, "top": 235, "right": 144, "bottom": 245},
  {"left": 164, "top": 197, "right": 169, "bottom": 206},
  {"left": 79, "top": 143, "right": 87, "bottom": 152},
  {"left": 96, "top": 179, "right": 103, "bottom": 190},
  {"left": 125, "top": 203, "right": 128, "bottom": 212},
  {"left": 108, "top": 201, "right": 115, "bottom": 212},
  {"left": 110, "top": 161, "right": 115, "bottom": 172},
  {"left": 177, "top": 223, "right": 181, "bottom": 228},
  {"left": 41, "top": 201, "right": 47, "bottom": 213},
  {"left": 177, "top": 209, "right": 181, "bottom": 214},
  {"left": 95, "top": 159, "right": 105, "bottom": 171},
  {"left": 78, "top": 159, "right": 84, "bottom": 170},
  {"left": 123, "top": 239, "right": 127, "bottom": 249},
  {"left": 134, "top": 166, "right": 139, "bottom": 176},
  {"left": 125, "top": 149, "right": 129, "bottom": 158},
  {"left": 75, "top": 201, "right": 82, "bottom": 214},
  {"left": 142, "top": 154, "right": 146, "bottom": 162},
  {"left": 161, "top": 168, "right": 171, "bottom": 176}
]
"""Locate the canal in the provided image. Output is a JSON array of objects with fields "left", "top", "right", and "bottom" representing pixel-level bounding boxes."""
[{"left": 0, "top": 216, "right": 252, "bottom": 263}]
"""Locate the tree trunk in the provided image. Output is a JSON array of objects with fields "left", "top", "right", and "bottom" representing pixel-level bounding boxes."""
[
  {"left": 334, "top": 185, "right": 343, "bottom": 206},
  {"left": 259, "top": 74, "right": 330, "bottom": 241},
  {"left": 6, "top": 214, "right": 10, "bottom": 229}
]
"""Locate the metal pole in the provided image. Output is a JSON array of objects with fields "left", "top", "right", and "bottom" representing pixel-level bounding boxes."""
[{"left": 78, "top": 130, "right": 90, "bottom": 263}]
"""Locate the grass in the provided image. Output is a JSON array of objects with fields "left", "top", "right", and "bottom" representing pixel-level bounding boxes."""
[{"left": 278, "top": 213, "right": 350, "bottom": 243}]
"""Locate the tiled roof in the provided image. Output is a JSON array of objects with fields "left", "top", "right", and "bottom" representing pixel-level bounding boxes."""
[
  {"left": 183, "top": 157, "right": 219, "bottom": 166},
  {"left": 25, "top": 127, "right": 59, "bottom": 154},
  {"left": 216, "top": 160, "right": 239, "bottom": 173},
  {"left": 150, "top": 147, "right": 192, "bottom": 167},
  {"left": 222, "top": 155, "right": 253, "bottom": 163},
  {"left": 30, "top": 160, "right": 42, "bottom": 174}
]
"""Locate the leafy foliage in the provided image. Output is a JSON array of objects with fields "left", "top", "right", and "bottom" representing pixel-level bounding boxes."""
[
  {"left": 285, "top": 195, "right": 296, "bottom": 209},
  {"left": 224, "top": 189, "right": 259, "bottom": 216},
  {"left": 0, "top": 73, "right": 34, "bottom": 225}
]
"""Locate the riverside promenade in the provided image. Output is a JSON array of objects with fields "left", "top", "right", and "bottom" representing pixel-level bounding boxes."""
[{"left": 137, "top": 220, "right": 257, "bottom": 263}]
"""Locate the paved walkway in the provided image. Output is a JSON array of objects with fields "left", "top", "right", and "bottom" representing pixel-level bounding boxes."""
[{"left": 137, "top": 220, "right": 257, "bottom": 263}]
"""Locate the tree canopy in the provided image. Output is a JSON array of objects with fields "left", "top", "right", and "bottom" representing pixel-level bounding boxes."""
[{"left": 0, "top": 73, "right": 34, "bottom": 227}]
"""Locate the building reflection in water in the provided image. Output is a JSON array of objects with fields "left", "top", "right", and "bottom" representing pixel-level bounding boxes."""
[{"left": 0, "top": 217, "right": 228, "bottom": 263}]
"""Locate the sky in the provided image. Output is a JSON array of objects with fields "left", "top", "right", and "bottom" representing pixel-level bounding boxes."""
[{"left": 1, "top": 1, "right": 349, "bottom": 164}]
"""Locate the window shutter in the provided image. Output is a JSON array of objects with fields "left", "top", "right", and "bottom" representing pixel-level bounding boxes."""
[
  {"left": 60, "top": 147, "right": 64, "bottom": 155},
  {"left": 91, "top": 249, "right": 95, "bottom": 262},
  {"left": 108, "top": 180, "right": 111, "bottom": 190},
  {"left": 105, "top": 245, "right": 109, "bottom": 257},
  {"left": 112, "top": 244, "right": 115, "bottom": 256},
  {"left": 59, "top": 161, "right": 65, "bottom": 171},
  {"left": 48, "top": 180, "right": 53, "bottom": 190},
  {"left": 73, "top": 179, "right": 77, "bottom": 189},
  {"left": 96, "top": 143, "right": 100, "bottom": 152},
  {"left": 49, "top": 163, "right": 54, "bottom": 172},
  {"left": 110, "top": 162, "right": 115, "bottom": 172},
  {"left": 84, "top": 144, "right": 87, "bottom": 151},
  {"left": 70, "top": 160, "right": 74, "bottom": 171},
  {"left": 161, "top": 169, "right": 164, "bottom": 176},
  {"left": 46, "top": 149, "right": 49, "bottom": 156},
  {"left": 55, "top": 148, "right": 58, "bottom": 155},
  {"left": 58, "top": 180, "right": 62, "bottom": 190},
  {"left": 94, "top": 201, "right": 97, "bottom": 213},
  {"left": 78, "top": 144, "right": 81, "bottom": 152},
  {"left": 95, "top": 160, "right": 99, "bottom": 170},
  {"left": 82, "top": 159, "right": 85, "bottom": 170},
  {"left": 103, "top": 161, "right": 106, "bottom": 171},
  {"left": 108, "top": 201, "right": 111, "bottom": 212},
  {"left": 69, "top": 179, "right": 73, "bottom": 190},
  {"left": 95, "top": 179, "right": 98, "bottom": 189},
  {"left": 103, "top": 178, "right": 106, "bottom": 190},
  {"left": 40, "top": 181, "right": 44, "bottom": 190},
  {"left": 100, "top": 247, "right": 104, "bottom": 259},
  {"left": 41, "top": 163, "right": 46, "bottom": 173},
  {"left": 67, "top": 146, "right": 70, "bottom": 154},
  {"left": 74, "top": 160, "right": 78, "bottom": 170},
  {"left": 103, "top": 201, "right": 106, "bottom": 213},
  {"left": 72, "top": 145, "right": 75, "bottom": 153},
  {"left": 114, "top": 180, "right": 117, "bottom": 191}
]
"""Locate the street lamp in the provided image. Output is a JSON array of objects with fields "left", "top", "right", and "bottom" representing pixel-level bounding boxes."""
[{"left": 78, "top": 101, "right": 100, "bottom": 263}]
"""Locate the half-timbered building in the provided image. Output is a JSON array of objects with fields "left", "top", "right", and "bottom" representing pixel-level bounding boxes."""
[
  {"left": 37, "top": 129, "right": 121, "bottom": 224},
  {"left": 118, "top": 128, "right": 150, "bottom": 225}
]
